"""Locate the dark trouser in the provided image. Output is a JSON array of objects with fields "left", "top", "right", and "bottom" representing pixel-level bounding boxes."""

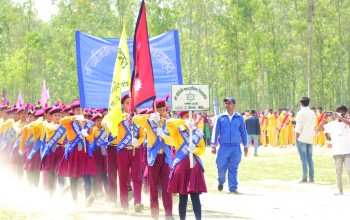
[
  {"left": 179, "top": 193, "right": 201, "bottom": 220},
  {"left": 27, "top": 170, "right": 40, "bottom": 188},
  {"left": 92, "top": 173, "right": 108, "bottom": 197},
  {"left": 117, "top": 147, "right": 142, "bottom": 208},
  {"left": 148, "top": 154, "right": 172, "bottom": 218},
  {"left": 42, "top": 170, "right": 56, "bottom": 197},
  {"left": 70, "top": 176, "right": 92, "bottom": 201},
  {"left": 106, "top": 146, "right": 118, "bottom": 202}
]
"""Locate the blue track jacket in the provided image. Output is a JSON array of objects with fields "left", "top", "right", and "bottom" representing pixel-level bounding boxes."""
[{"left": 211, "top": 111, "right": 248, "bottom": 147}]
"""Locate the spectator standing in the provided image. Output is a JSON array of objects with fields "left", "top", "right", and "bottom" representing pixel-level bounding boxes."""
[
  {"left": 295, "top": 97, "right": 316, "bottom": 183},
  {"left": 319, "top": 105, "right": 350, "bottom": 195},
  {"left": 245, "top": 110, "right": 261, "bottom": 156}
]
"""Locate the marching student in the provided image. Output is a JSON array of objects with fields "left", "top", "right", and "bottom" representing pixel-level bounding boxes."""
[
  {"left": 19, "top": 106, "right": 40, "bottom": 187},
  {"left": 11, "top": 105, "right": 28, "bottom": 179},
  {"left": 58, "top": 100, "right": 96, "bottom": 207},
  {"left": 90, "top": 111, "right": 108, "bottom": 199},
  {"left": 166, "top": 111, "right": 207, "bottom": 220},
  {"left": 133, "top": 98, "right": 174, "bottom": 220},
  {"left": 40, "top": 106, "right": 67, "bottom": 197},
  {"left": 116, "top": 94, "right": 146, "bottom": 213}
]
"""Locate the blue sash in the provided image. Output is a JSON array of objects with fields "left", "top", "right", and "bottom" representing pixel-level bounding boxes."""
[
  {"left": 101, "top": 133, "right": 116, "bottom": 147},
  {"left": 65, "top": 120, "right": 94, "bottom": 159},
  {"left": 40, "top": 126, "right": 66, "bottom": 160},
  {"left": 170, "top": 126, "right": 204, "bottom": 177},
  {"left": 10, "top": 134, "right": 22, "bottom": 157},
  {"left": 147, "top": 119, "right": 172, "bottom": 167},
  {"left": 0, "top": 128, "right": 16, "bottom": 152},
  {"left": 28, "top": 136, "right": 43, "bottom": 160},
  {"left": 116, "top": 120, "right": 140, "bottom": 153},
  {"left": 25, "top": 135, "right": 34, "bottom": 148},
  {"left": 90, "top": 128, "right": 107, "bottom": 152}
]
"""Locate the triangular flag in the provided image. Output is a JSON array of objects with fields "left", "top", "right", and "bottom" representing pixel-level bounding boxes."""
[{"left": 40, "top": 79, "right": 48, "bottom": 106}]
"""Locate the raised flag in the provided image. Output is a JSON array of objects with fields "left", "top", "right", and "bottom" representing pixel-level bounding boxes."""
[
  {"left": 130, "top": 0, "right": 156, "bottom": 115},
  {"left": 2, "top": 88, "right": 6, "bottom": 105},
  {"left": 106, "top": 25, "right": 131, "bottom": 137},
  {"left": 17, "top": 91, "right": 23, "bottom": 107}
]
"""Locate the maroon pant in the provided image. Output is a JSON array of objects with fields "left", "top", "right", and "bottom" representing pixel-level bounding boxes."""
[
  {"left": 117, "top": 147, "right": 142, "bottom": 208},
  {"left": 106, "top": 146, "right": 118, "bottom": 202},
  {"left": 148, "top": 154, "right": 173, "bottom": 218}
]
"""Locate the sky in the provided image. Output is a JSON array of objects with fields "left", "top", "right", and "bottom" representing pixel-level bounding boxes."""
[{"left": 34, "top": 0, "right": 58, "bottom": 21}]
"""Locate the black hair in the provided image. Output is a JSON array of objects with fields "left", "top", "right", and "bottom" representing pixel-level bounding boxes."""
[
  {"left": 335, "top": 104, "right": 347, "bottom": 113},
  {"left": 300, "top": 97, "right": 310, "bottom": 107}
]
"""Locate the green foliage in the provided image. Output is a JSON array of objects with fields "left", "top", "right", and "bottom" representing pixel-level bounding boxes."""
[{"left": 0, "top": 0, "right": 350, "bottom": 112}]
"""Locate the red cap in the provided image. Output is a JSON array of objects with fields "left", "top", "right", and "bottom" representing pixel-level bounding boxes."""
[
  {"left": 70, "top": 100, "right": 80, "bottom": 109},
  {"left": 17, "top": 106, "right": 26, "bottom": 113},
  {"left": 49, "top": 106, "right": 62, "bottom": 114},
  {"left": 152, "top": 98, "right": 166, "bottom": 108},
  {"left": 68, "top": 110, "right": 74, "bottom": 116},
  {"left": 63, "top": 105, "right": 71, "bottom": 112},
  {"left": 34, "top": 109, "right": 45, "bottom": 117},
  {"left": 92, "top": 112, "right": 103, "bottom": 121},
  {"left": 121, "top": 94, "right": 130, "bottom": 104},
  {"left": 137, "top": 108, "right": 148, "bottom": 114},
  {"left": 0, "top": 104, "right": 9, "bottom": 111},
  {"left": 177, "top": 111, "right": 189, "bottom": 117},
  {"left": 7, "top": 104, "right": 18, "bottom": 114},
  {"left": 146, "top": 109, "right": 154, "bottom": 114}
]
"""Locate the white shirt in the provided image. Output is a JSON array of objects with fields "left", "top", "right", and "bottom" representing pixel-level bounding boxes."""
[
  {"left": 324, "top": 120, "right": 350, "bottom": 155},
  {"left": 224, "top": 111, "right": 235, "bottom": 122},
  {"left": 295, "top": 106, "right": 317, "bottom": 144}
]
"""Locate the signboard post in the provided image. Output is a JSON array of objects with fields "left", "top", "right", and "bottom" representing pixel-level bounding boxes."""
[{"left": 171, "top": 84, "right": 210, "bottom": 168}]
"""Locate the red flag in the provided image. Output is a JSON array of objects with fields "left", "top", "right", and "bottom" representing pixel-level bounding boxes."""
[{"left": 130, "top": 0, "right": 156, "bottom": 115}]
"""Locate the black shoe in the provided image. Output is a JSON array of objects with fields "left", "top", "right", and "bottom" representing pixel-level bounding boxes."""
[
  {"left": 298, "top": 179, "right": 307, "bottom": 183},
  {"left": 309, "top": 179, "right": 314, "bottom": 183},
  {"left": 228, "top": 189, "right": 240, "bottom": 194},
  {"left": 218, "top": 184, "right": 223, "bottom": 191}
]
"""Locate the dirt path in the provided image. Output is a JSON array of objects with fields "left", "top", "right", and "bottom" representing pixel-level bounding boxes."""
[{"left": 1, "top": 164, "right": 349, "bottom": 220}]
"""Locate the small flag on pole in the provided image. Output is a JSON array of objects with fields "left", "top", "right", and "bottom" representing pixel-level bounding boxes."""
[
  {"left": 17, "top": 91, "right": 23, "bottom": 107},
  {"left": 2, "top": 88, "right": 6, "bottom": 105},
  {"left": 40, "top": 79, "right": 49, "bottom": 106}
]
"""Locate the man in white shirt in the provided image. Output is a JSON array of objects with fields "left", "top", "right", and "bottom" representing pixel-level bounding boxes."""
[
  {"left": 295, "top": 97, "right": 317, "bottom": 183},
  {"left": 319, "top": 104, "right": 350, "bottom": 195}
]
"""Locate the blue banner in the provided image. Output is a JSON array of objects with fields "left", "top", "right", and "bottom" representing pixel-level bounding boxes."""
[{"left": 75, "top": 30, "right": 183, "bottom": 108}]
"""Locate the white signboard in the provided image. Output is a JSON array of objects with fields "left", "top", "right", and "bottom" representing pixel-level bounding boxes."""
[{"left": 171, "top": 84, "right": 210, "bottom": 111}]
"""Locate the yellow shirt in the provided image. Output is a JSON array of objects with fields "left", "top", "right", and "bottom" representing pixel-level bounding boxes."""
[
  {"left": 60, "top": 116, "right": 94, "bottom": 143},
  {"left": 45, "top": 122, "right": 66, "bottom": 145},
  {"left": 13, "top": 120, "right": 28, "bottom": 142},
  {"left": 166, "top": 119, "right": 205, "bottom": 157},
  {"left": 19, "top": 124, "right": 33, "bottom": 150},
  {"left": 133, "top": 114, "right": 174, "bottom": 148},
  {"left": 116, "top": 114, "right": 146, "bottom": 147}
]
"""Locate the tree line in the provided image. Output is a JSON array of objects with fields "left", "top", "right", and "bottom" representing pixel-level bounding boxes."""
[{"left": 1, "top": 0, "right": 350, "bottom": 112}]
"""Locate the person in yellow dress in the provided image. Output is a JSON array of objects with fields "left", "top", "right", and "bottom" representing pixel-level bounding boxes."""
[{"left": 267, "top": 109, "right": 278, "bottom": 146}]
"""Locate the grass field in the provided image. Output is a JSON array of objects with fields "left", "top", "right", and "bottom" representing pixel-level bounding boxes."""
[{"left": 202, "top": 145, "right": 338, "bottom": 191}]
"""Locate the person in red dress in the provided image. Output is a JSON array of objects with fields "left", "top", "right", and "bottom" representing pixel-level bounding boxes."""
[
  {"left": 58, "top": 100, "right": 96, "bottom": 207},
  {"left": 166, "top": 111, "right": 207, "bottom": 220}
]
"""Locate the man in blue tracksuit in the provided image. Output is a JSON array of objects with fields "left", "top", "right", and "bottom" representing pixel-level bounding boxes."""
[{"left": 211, "top": 97, "right": 248, "bottom": 194}]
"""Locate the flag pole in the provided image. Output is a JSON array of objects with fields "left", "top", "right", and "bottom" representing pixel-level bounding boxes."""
[{"left": 189, "top": 110, "right": 194, "bottom": 168}]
